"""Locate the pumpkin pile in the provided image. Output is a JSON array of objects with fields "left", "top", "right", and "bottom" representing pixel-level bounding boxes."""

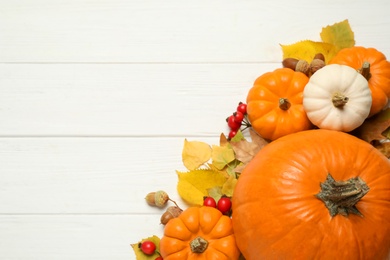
[
  {"left": 132, "top": 20, "right": 390, "bottom": 260},
  {"left": 248, "top": 45, "right": 390, "bottom": 139}
]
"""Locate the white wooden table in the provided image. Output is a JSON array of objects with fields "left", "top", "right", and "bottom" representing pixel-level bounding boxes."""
[{"left": 1, "top": 1, "right": 389, "bottom": 259}]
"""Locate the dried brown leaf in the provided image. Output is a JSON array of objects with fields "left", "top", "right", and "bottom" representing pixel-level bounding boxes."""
[
  {"left": 230, "top": 129, "right": 268, "bottom": 164},
  {"left": 373, "top": 141, "right": 390, "bottom": 158},
  {"left": 354, "top": 108, "right": 390, "bottom": 143},
  {"left": 249, "top": 128, "right": 269, "bottom": 148},
  {"left": 219, "top": 133, "right": 229, "bottom": 146}
]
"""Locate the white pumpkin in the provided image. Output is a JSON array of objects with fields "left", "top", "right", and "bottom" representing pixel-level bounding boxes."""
[{"left": 303, "top": 64, "right": 372, "bottom": 132}]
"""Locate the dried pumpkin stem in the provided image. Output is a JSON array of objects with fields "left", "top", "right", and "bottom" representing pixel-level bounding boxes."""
[
  {"left": 279, "top": 98, "right": 291, "bottom": 110},
  {"left": 190, "top": 236, "right": 208, "bottom": 253},
  {"left": 332, "top": 92, "right": 349, "bottom": 107},
  {"left": 358, "top": 61, "right": 371, "bottom": 81},
  {"left": 316, "top": 173, "right": 369, "bottom": 217}
]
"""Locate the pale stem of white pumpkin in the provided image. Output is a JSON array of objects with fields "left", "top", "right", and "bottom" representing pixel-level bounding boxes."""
[
  {"left": 332, "top": 92, "right": 349, "bottom": 107},
  {"left": 279, "top": 98, "right": 291, "bottom": 110},
  {"left": 190, "top": 236, "right": 208, "bottom": 253}
]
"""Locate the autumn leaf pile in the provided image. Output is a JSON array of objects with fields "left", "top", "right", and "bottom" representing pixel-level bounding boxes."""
[{"left": 177, "top": 129, "right": 268, "bottom": 206}]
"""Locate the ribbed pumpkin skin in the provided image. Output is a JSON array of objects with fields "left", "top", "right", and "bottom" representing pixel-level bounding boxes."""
[
  {"left": 160, "top": 206, "right": 240, "bottom": 260},
  {"left": 329, "top": 46, "right": 390, "bottom": 117},
  {"left": 246, "top": 68, "right": 312, "bottom": 141},
  {"left": 232, "top": 129, "right": 390, "bottom": 260}
]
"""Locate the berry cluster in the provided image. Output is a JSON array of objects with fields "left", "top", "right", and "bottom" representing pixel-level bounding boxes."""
[
  {"left": 203, "top": 195, "right": 232, "bottom": 215},
  {"left": 226, "top": 102, "right": 251, "bottom": 139}
]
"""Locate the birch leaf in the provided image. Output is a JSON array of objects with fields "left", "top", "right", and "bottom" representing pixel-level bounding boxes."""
[
  {"left": 182, "top": 139, "right": 212, "bottom": 170},
  {"left": 281, "top": 40, "right": 337, "bottom": 63},
  {"left": 177, "top": 169, "right": 227, "bottom": 206}
]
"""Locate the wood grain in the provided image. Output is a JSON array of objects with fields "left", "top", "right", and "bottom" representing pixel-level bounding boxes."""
[
  {"left": 0, "top": 137, "right": 218, "bottom": 214},
  {"left": 0, "top": 63, "right": 279, "bottom": 136},
  {"left": 1, "top": 0, "right": 389, "bottom": 63}
]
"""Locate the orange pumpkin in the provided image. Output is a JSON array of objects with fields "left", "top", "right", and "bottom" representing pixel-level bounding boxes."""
[
  {"left": 246, "top": 68, "right": 312, "bottom": 140},
  {"left": 329, "top": 46, "right": 390, "bottom": 117},
  {"left": 232, "top": 129, "right": 390, "bottom": 259},
  {"left": 160, "top": 206, "right": 240, "bottom": 260}
]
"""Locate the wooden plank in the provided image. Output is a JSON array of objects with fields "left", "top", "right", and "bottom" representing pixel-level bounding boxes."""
[
  {"left": 0, "top": 0, "right": 389, "bottom": 62},
  {"left": 0, "top": 63, "right": 279, "bottom": 136},
  {"left": 0, "top": 214, "right": 161, "bottom": 259},
  {"left": 0, "top": 137, "right": 219, "bottom": 214}
]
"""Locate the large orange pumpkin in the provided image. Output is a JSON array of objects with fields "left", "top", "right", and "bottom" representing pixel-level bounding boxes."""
[
  {"left": 160, "top": 206, "right": 240, "bottom": 260},
  {"left": 246, "top": 68, "right": 312, "bottom": 141},
  {"left": 232, "top": 129, "right": 390, "bottom": 259},
  {"left": 329, "top": 46, "right": 390, "bottom": 117}
]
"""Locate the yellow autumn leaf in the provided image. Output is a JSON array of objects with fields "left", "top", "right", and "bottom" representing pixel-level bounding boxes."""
[
  {"left": 221, "top": 176, "right": 238, "bottom": 197},
  {"left": 182, "top": 139, "right": 212, "bottom": 170},
  {"left": 281, "top": 40, "right": 337, "bottom": 63},
  {"left": 320, "top": 19, "right": 355, "bottom": 52},
  {"left": 177, "top": 169, "right": 227, "bottom": 206},
  {"left": 131, "top": 235, "right": 160, "bottom": 260},
  {"left": 211, "top": 145, "right": 236, "bottom": 170}
]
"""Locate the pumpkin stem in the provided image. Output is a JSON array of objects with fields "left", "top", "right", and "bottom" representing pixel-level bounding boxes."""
[
  {"left": 332, "top": 92, "right": 349, "bottom": 107},
  {"left": 279, "top": 98, "right": 291, "bottom": 110},
  {"left": 358, "top": 61, "right": 371, "bottom": 81},
  {"left": 316, "top": 173, "right": 369, "bottom": 217},
  {"left": 190, "top": 236, "right": 208, "bottom": 253}
]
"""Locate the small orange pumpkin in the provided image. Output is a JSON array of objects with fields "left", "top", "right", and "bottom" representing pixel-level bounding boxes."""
[
  {"left": 160, "top": 206, "right": 240, "bottom": 260},
  {"left": 246, "top": 68, "right": 312, "bottom": 140},
  {"left": 232, "top": 129, "right": 390, "bottom": 259},
  {"left": 329, "top": 46, "right": 390, "bottom": 117}
]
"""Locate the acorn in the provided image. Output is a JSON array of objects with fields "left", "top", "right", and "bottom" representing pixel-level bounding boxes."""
[
  {"left": 282, "top": 58, "right": 310, "bottom": 76},
  {"left": 160, "top": 206, "right": 183, "bottom": 225},
  {"left": 145, "top": 190, "right": 169, "bottom": 208},
  {"left": 310, "top": 53, "right": 326, "bottom": 75}
]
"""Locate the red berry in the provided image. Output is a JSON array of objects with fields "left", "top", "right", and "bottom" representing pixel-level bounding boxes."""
[
  {"left": 203, "top": 196, "right": 217, "bottom": 208},
  {"left": 228, "top": 130, "right": 237, "bottom": 139},
  {"left": 155, "top": 257, "right": 163, "bottom": 260},
  {"left": 233, "top": 111, "right": 244, "bottom": 123},
  {"left": 139, "top": 240, "right": 156, "bottom": 255},
  {"left": 217, "top": 196, "right": 232, "bottom": 215},
  {"left": 226, "top": 115, "right": 241, "bottom": 131},
  {"left": 237, "top": 102, "right": 247, "bottom": 115}
]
